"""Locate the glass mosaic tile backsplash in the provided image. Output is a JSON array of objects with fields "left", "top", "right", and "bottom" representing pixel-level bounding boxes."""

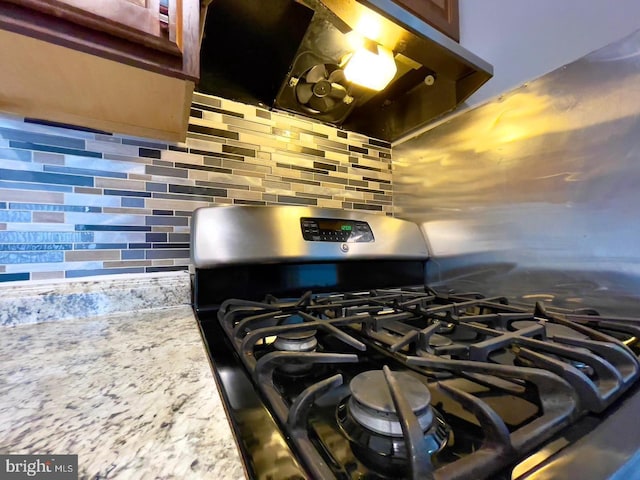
[{"left": 0, "top": 93, "right": 392, "bottom": 282}]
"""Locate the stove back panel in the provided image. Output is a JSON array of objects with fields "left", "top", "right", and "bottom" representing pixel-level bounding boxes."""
[
  {"left": 191, "top": 206, "right": 429, "bottom": 268},
  {"left": 393, "top": 28, "right": 640, "bottom": 315}
]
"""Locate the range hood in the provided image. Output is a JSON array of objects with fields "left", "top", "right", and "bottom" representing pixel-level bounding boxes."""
[{"left": 199, "top": 0, "right": 493, "bottom": 142}]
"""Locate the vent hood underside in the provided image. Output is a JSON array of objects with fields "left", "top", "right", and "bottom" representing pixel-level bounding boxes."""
[{"left": 199, "top": 0, "right": 493, "bottom": 142}]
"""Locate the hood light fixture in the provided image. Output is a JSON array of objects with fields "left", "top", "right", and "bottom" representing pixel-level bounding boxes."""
[{"left": 343, "top": 38, "right": 397, "bottom": 92}]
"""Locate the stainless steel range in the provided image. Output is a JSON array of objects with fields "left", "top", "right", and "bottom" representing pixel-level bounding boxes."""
[{"left": 191, "top": 205, "right": 640, "bottom": 480}]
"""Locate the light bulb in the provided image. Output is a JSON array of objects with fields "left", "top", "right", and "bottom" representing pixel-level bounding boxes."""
[{"left": 344, "top": 44, "right": 397, "bottom": 91}]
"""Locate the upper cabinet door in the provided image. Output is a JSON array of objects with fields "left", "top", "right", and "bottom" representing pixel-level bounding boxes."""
[
  {"left": 0, "top": 0, "right": 199, "bottom": 79},
  {"left": 0, "top": 0, "right": 200, "bottom": 140},
  {"left": 12, "top": 0, "right": 180, "bottom": 55},
  {"left": 391, "top": 0, "right": 460, "bottom": 41}
]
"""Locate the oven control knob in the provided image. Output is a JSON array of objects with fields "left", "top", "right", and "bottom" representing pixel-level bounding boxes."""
[{"left": 340, "top": 243, "right": 349, "bottom": 253}]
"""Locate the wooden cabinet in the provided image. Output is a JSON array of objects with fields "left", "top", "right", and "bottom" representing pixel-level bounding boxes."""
[
  {"left": 5, "top": 0, "right": 199, "bottom": 71},
  {"left": 0, "top": 0, "right": 200, "bottom": 141},
  {"left": 48, "top": 0, "right": 175, "bottom": 53},
  {"left": 391, "top": 0, "right": 460, "bottom": 41}
]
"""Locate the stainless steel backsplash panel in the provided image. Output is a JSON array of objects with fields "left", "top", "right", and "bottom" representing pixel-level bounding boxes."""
[{"left": 393, "top": 28, "right": 640, "bottom": 314}]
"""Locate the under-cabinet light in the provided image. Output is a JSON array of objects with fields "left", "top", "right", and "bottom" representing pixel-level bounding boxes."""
[{"left": 344, "top": 42, "right": 397, "bottom": 91}]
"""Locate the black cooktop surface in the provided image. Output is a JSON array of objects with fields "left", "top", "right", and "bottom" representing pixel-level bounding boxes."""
[{"left": 196, "top": 284, "right": 640, "bottom": 480}]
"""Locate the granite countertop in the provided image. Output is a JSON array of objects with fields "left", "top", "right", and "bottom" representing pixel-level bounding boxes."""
[{"left": 0, "top": 273, "right": 245, "bottom": 479}]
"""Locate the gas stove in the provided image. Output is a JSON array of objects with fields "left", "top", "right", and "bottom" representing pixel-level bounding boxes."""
[{"left": 191, "top": 206, "right": 640, "bottom": 480}]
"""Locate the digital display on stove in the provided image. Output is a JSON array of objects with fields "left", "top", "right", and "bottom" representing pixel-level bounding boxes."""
[
  {"left": 317, "top": 220, "right": 351, "bottom": 232},
  {"left": 300, "top": 217, "right": 374, "bottom": 242}
]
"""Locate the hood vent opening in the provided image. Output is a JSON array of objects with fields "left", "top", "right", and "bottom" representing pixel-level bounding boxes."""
[
  {"left": 198, "top": 0, "right": 493, "bottom": 142},
  {"left": 199, "top": 0, "right": 314, "bottom": 107}
]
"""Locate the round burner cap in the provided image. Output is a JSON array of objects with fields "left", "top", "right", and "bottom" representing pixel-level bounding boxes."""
[
  {"left": 276, "top": 329, "right": 317, "bottom": 341},
  {"left": 273, "top": 329, "right": 318, "bottom": 352},
  {"left": 350, "top": 370, "right": 431, "bottom": 415},
  {"left": 428, "top": 334, "right": 453, "bottom": 347}
]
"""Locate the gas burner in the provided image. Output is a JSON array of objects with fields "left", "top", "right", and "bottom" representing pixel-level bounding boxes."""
[
  {"left": 428, "top": 334, "right": 453, "bottom": 348},
  {"left": 274, "top": 329, "right": 318, "bottom": 374},
  {"left": 349, "top": 370, "right": 434, "bottom": 435},
  {"left": 273, "top": 329, "right": 318, "bottom": 352},
  {"left": 337, "top": 370, "right": 449, "bottom": 475}
]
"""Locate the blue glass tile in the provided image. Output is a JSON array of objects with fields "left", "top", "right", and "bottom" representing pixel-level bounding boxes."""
[
  {"left": 0, "top": 127, "right": 85, "bottom": 149},
  {"left": 128, "top": 243, "right": 151, "bottom": 249},
  {"left": 8, "top": 203, "right": 101, "bottom": 213},
  {"left": 92, "top": 230, "right": 145, "bottom": 242},
  {"left": 152, "top": 209, "right": 173, "bottom": 216},
  {"left": 0, "top": 272, "right": 30, "bottom": 282},
  {"left": 75, "top": 225, "right": 151, "bottom": 232},
  {"left": 168, "top": 184, "right": 225, "bottom": 196},
  {"left": 152, "top": 243, "right": 189, "bottom": 249},
  {"left": 153, "top": 192, "right": 211, "bottom": 202},
  {"left": 122, "top": 138, "right": 167, "bottom": 150},
  {"left": 104, "top": 189, "right": 151, "bottom": 198},
  {"left": 0, "top": 243, "right": 72, "bottom": 251},
  {"left": 0, "top": 180, "right": 73, "bottom": 193},
  {"left": 122, "top": 197, "right": 145, "bottom": 208},
  {"left": 0, "top": 210, "right": 30, "bottom": 222},
  {"left": 9, "top": 141, "right": 102, "bottom": 158},
  {"left": 95, "top": 135, "right": 121, "bottom": 144},
  {"left": 146, "top": 182, "right": 167, "bottom": 192},
  {"left": 0, "top": 147, "right": 32, "bottom": 162},
  {"left": 0, "top": 202, "right": 5, "bottom": 209},
  {"left": 63, "top": 193, "right": 121, "bottom": 208},
  {"left": 0, "top": 168, "right": 93, "bottom": 187},
  {"left": 0, "top": 251, "right": 64, "bottom": 264},
  {"left": 65, "top": 267, "right": 145, "bottom": 278},
  {"left": 169, "top": 233, "right": 190, "bottom": 242},
  {"left": 188, "top": 124, "right": 239, "bottom": 139},
  {"left": 146, "top": 265, "right": 189, "bottom": 273},
  {"left": 66, "top": 157, "right": 143, "bottom": 175},
  {"left": 168, "top": 145, "right": 188, "bottom": 153},
  {"left": 122, "top": 250, "right": 145, "bottom": 260},
  {"left": 139, "top": 148, "right": 161, "bottom": 159},
  {"left": 146, "top": 249, "right": 190, "bottom": 259},
  {"left": 73, "top": 243, "right": 128, "bottom": 250},
  {"left": 146, "top": 233, "right": 167, "bottom": 242},
  {"left": 44, "top": 165, "right": 127, "bottom": 179},
  {"left": 145, "top": 165, "right": 188, "bottom": 178},
  {"left": 145, "top": 216, "right": 188, "bottom": 226},
  {"left": 233, "top": 199, "right": 266, "bottom": 206},
  {"left": 0, "top": 231, "right": 93, "bottom": 243}
]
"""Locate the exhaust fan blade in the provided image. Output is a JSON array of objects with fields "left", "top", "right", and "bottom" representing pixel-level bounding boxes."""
[
  {"left": 296, "top": 83, "right": 314, "bottom": 104},
  {"left": 309, "top": 95, "right": 335, "bottom": 113},
  {"left": 306, "top": 64, "right": 327, "bottom": 83},
  {"left": 328, "top": 69, "right": 346, "bottom": 84},
  {"left": 329, "top": 83, "right": 347, "bottom": 100}
]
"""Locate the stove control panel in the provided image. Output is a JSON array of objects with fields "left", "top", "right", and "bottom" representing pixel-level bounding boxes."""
[{"left": 300, "top": 217, "right": 374, "bottom": 242}]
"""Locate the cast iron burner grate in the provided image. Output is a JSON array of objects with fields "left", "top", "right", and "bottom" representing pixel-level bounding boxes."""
[{"left": 215, "top": 288, "right": 640, "bottom": 480}]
